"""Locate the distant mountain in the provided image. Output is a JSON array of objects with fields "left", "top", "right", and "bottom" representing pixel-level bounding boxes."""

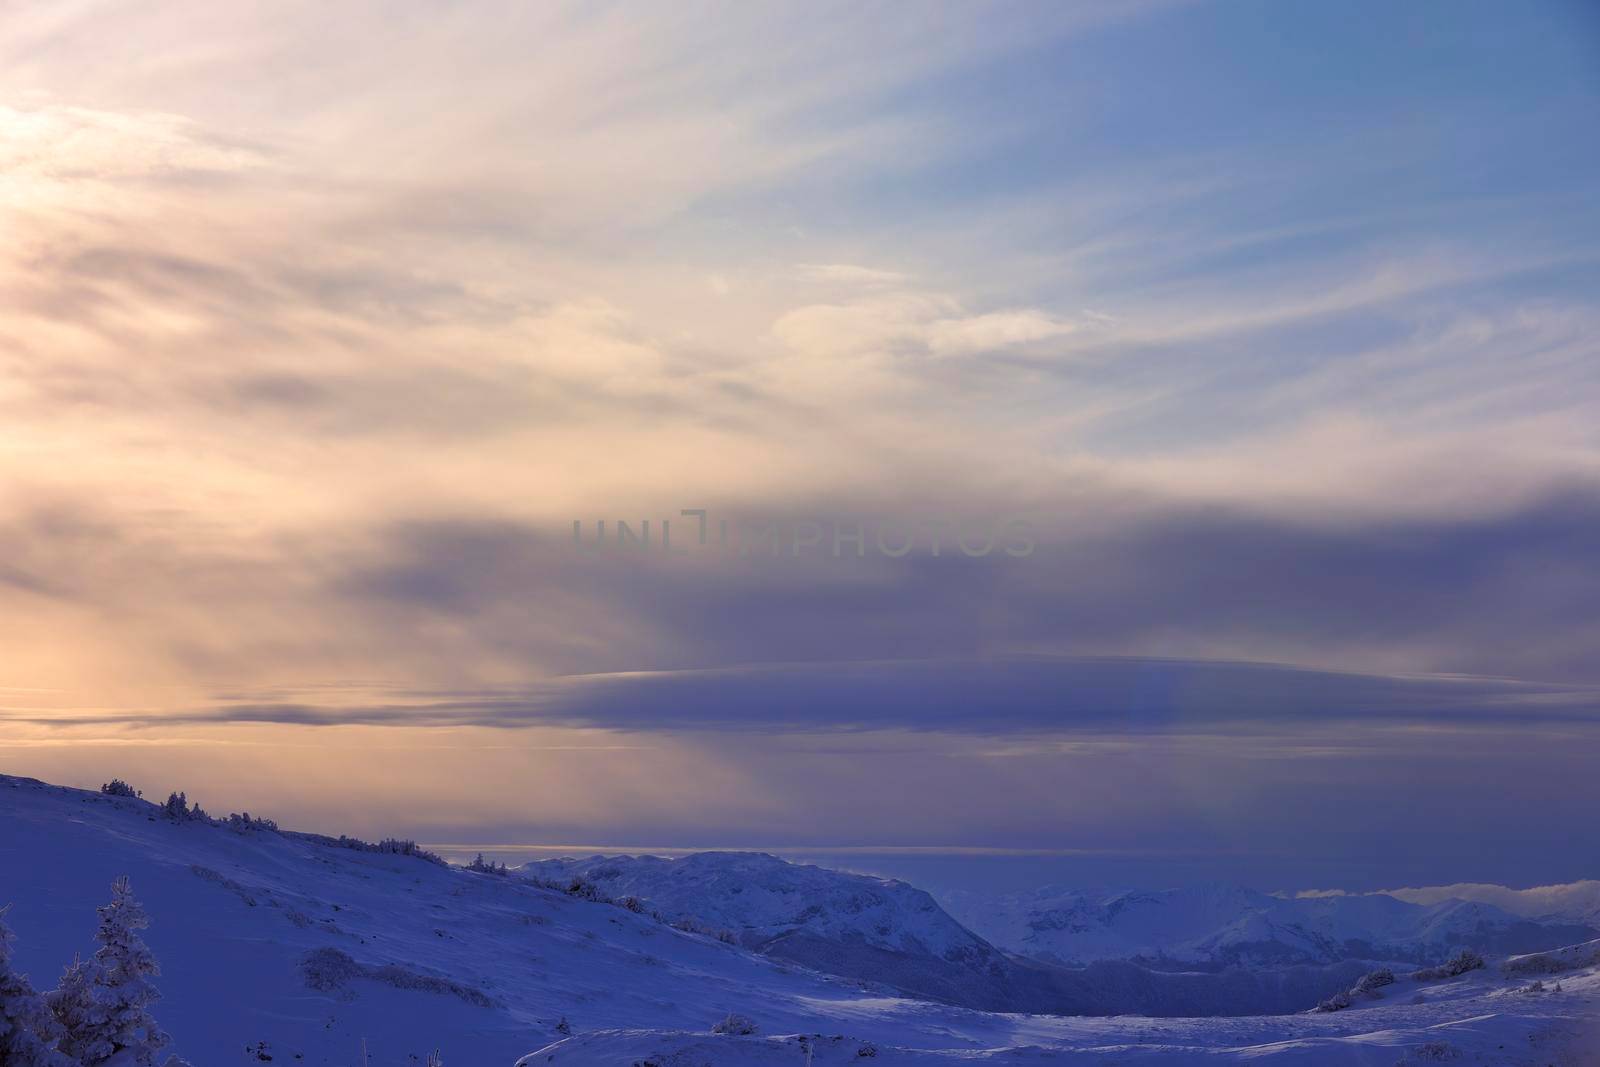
[
  {"left": 519, "top": 851, "right": 1038, "bottom": 1010},
  {"left": 939, "top": 882, "right": 1597, "bottom": 968},
  {"left": 520, "top": 852, "right": 990, "bottom": 961},
  {"left": 519, "top": 854, "right": 1386, "bottom": 1016},
  {"left": 1354, "top": 880, "right": 1600, "bottom": 927}
]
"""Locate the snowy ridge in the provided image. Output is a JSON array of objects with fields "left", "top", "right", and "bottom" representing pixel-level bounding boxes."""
[{"left": 940, "top": 882, "right": 1598, "bottom": 968}]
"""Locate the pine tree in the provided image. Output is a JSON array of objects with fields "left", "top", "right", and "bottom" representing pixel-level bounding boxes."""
[
  {"left": 50, "top": 877, "right": 185, "bottom": 1067},
  {"left": 0, "top": 906, "right": 72, "bottom": 1067},
  {"left": 49, "top": 957, "right": 106, "bottom": 1063}
]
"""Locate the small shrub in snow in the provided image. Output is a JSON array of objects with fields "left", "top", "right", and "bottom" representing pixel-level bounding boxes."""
[
  {"left": 100, "top": 780, "right": 139, "bottom": 798},
  {"left": 711, "top": 1012, "right": 758, "bottom": 1035},
  {"left": 1350, "top": 968, "right": 1395, "bottom": 996},
  {"left": 376, "top": 838, "right": 441, "bottom": 863},
  {"left": 1314, "top": 990, "right": 1352, "bottom": 1013},
  {"left": 1503, "top": 942, "right": 1600, "bottom": 977},
  {"left": 368, "top": 963, "right": 496, "bottom": 1008},
  {"left": 554, "top": 1016, "right": 571, "bottom": 1036},
  {"left": 160, "top": 792, "right": 208, "bottom": 822},
  {"left": 225, "top": 812, "right": 279, "bottom": 833},
  {"left": 1408, "top": 1039, "right": 1460, "bottom": 1061},
  {"left": 297, "top": 948, "right": 497, "bottom": 1008},
  {"left": 240, "top": 823, "right": 448, "bottom": 869},
  {"left": 467, "top": 854, "right": 509, "bottom": 876},
  {"left": 564, "top": 877, "right": 605, "bottom": 902},
  {"left": 300, "top": 947, "right": 365, "bottom": 993},
  {"left": 1319, "top": 965, "right": 1399, "bottom": 1011},
  {"left": 1409, "top": 949, "right": 1484, "bottom": 981},
  {"left": 310, "top": 835, "right": 446, "bottom": 866},
  {"left": 1503, "top": 952, "right": 1561, "bottom": 977}
]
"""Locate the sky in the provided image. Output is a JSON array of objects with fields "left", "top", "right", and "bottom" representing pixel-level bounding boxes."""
[{"left": 2, "top": 0, "right": 1598, "bottom": 893}]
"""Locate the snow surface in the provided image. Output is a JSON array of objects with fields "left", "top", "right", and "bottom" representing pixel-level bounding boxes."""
[
  {"left": 3, "top": 773, "right": 1597, "bottom": 1066},
  {"left": 517, "top": 953, "right": 1600, "bottom": 1065}
]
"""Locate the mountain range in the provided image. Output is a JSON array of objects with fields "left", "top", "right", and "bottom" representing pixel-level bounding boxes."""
[{"left": 938, "top": 881, "right": 1598, "bottom": 969}]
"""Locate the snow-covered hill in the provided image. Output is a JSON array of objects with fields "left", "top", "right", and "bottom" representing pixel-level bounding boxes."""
[
  {"left": 521, "top": 851, "right": 986, "bottom": 960},
  {"left": 3, "top": 772, "right": 1597, "bottom": 1066},
  {"left": 0, "top": 773, "right": 957, "bottom": 1065},
  {"left": 941, "top": 882, "right": 1597, "bottom": 969},
  {"left": 519, "top": 850, "right": 1054, "bottom": 1012}
]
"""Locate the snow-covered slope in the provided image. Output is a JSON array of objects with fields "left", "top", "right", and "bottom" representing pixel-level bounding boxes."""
[
  {"left": 4, "top": 772, "right": 1597, "bottom": 1067},
  {"left": 0, "top": 773, "right": 998, "bottom": 1065},
  {"left": 942, "top": 883, "right": 1597, "bottom": 969}
]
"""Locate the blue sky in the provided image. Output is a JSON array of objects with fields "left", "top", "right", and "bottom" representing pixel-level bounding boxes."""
[{"left": 0, "top": 0, "right": 1597, "bottom": 891}]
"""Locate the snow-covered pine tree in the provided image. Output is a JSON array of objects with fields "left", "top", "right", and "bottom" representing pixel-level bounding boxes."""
[
  {"left": 49, "top": 957, "right": 105, "bottom": 1061},
  {"left": 50, "top": 877, "right": 186, "bottom": 1067},
  {"left": 0, "top": 906, "right": 72, "bottom": 1067}
]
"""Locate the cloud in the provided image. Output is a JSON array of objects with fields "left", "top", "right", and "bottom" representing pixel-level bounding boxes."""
[
  {"left": 924, "top": 309, "right": 1076, "bottom": 354},
  {"left": 0, "top": 0, "right": 1598, "bottom": 878},
  {"left": 771, "top": 292, "right": 1076, "bottom": 361},
  {"left": 95, "top": 656, "right": 1580, "bottom": 736},
  {"left": 0, "top": 103, "right": 264, "bottom": 188},
  {"left": 2, "top": 485, "right": 1598, "bottom": 708},
  {"left": 796, "top": 263, "right": 910, "bottom": 286},
  {"left": 321, "top": 487, "right": 1600, "bottom": 686},
  {"left": 10, "top": 655, "right": 1597, "bottom": 888},
  {"left": 765, "top": 287, "right": 1081, "bottom": 405}
]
